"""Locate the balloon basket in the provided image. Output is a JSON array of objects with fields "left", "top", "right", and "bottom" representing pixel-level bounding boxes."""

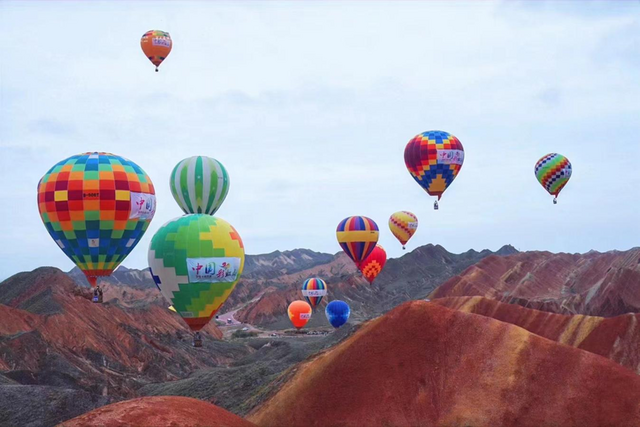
[
  {"left": 434, "top": 201, "right": 439, "bottom": 210},
  {"left": 192, "top": 334, "right": 203, "bottom": 347},
  {"left": 553, "top": 198, "right": 557, "bottom": 205}
]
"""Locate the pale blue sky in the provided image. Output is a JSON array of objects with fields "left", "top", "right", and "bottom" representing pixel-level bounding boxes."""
[{"left": 1, "top": 1, "right": 639, "bottom": 280}]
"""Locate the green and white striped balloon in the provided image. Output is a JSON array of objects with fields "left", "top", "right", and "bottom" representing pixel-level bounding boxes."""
[{"left": 170, "top": 156, "right": 230, "bottom": 215}]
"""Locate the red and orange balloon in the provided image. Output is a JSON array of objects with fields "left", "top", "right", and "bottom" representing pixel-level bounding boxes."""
[
  {"left": 288, "top": 300, "right": 312, "bottom": 329},
  {"left": 357, "top": 244, "right": 387, "bottom": 284},
  {"left": 141, "top": 30, "right": 172, "bottom": 72}
]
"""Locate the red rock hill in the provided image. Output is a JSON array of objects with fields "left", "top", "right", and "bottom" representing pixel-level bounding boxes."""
[
  {"left": 250, "top": 301, "right": 640, "bottom": 427},
  {"left": 59, "top": 396, "right": 256, "bottom": 427}
]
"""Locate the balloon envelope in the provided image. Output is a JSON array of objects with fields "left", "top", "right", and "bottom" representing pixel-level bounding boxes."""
[
  {"left": 404, "top": 131, "right": 464, "bottom": 201},
  {"left": 288, "top": 300, "right": 312, "bottom": 329},
  {"left": 37, "top": 152, "right": 156, "bottom": 287},
  {"left": 535, "top": 153, "right": 572, "bottom": 198},
  {"left": 357, "top": 244, "right": 387, "bottom": 284},
  {"left": 170, "top": 156, "right": 230, "bottom": 215},
  {"left": 141, "top": 30, "right": 172, "bottom": 71},
  {"left": 148, "top": 214, "right": 245, "bottom": 332},
  {"left": 301, "top": 278, "right": 327, "bottom": 309},
  {"left": 336, "top": 216, "right": 379, "bottom": 264},
  {"left": 325, "top": 300, "right": 350, "bottom": 328},
  {"left": 389, "top": 211, "right": 418, "bottom": 248}
]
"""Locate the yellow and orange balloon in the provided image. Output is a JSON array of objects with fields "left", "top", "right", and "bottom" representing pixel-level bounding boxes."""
[
  {"left": 389, "top": 211, "right": 418, "bottom": 249},
  {"left": 141, "top": 30, "right": 172, "bottom": 72}
]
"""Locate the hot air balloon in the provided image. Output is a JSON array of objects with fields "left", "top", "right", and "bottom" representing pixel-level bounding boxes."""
[
  {"left": 357, "top": 244, "right": 387, "bottom": 284},
  {"left": 170, "top": 156, "right": 230, "bottom": 215},
  {"left": 37, "top": 152, "right": 156, "bottom": 289},
  {"left": 404, "top": 130, "right": 464, "bottom": 210},
  {"left": 301, "top": 278, "right": 327, "bottom": 309},
  {"left": 336, "top": 216, "right": 379, "bottom": 265},
  {"left": 389, "top": 211, "right": 418, "bottom": 249},
  {"left": 288, "top": 300, "right": 312, "bottom": 329},
  {"left": 325, "top": 300, "right": 350, "bottom": 328},
  {"left": 535, "top": 153, "right": 572, "bottom": 204},
  {"left": 148, "top": 214, "right": 245, "bottom": 342},
  {"left": 141, "top": 30, "right": 172, "bottom": 72}
]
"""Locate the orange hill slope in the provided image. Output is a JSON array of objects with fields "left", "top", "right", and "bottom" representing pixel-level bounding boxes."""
[
  {"left": 249, "top": 301, "right": 640, "bottom": 427},
  {"left": 432, "top": 296, "right": 640, "bottom": 374},
  {"left": 59, "top": 396, "right": 256, "bottom": 427}
]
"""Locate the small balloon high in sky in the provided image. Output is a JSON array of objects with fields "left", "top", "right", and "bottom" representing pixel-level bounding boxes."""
[{"left": 140, "top": 30, "right": 172, "bottom": 72}]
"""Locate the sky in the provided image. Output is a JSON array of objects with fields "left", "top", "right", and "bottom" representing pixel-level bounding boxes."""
[{"left": 1, "top": 1, "right": 639, "bottom": 280}]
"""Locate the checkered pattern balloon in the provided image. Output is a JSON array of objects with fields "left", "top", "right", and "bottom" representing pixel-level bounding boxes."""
[
  {"left": 170, "top": 156, "right": 230, "bottom": 215},
  {"left": 535, "top": 153, "right": 572, "bottom": 198},
  {"left": 37, "top": 152, "right": 156, "bottom": 286},
  {"left": 336, "top": 216, "right": 379, "bottom": 264},
  {"left": 148, "top": 214, "right": 245, "bottom": 332},
  {"left": 404, "top": 131, "right": 465, "bottom": 200}
]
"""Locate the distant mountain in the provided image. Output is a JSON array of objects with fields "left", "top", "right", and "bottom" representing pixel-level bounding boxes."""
[
  {"left": 5, "top": 245, "right": 640, "bottom": 426},
  {"left": 67, "top": 266, "right": 157, "bottom": 290},
  {"left": 431, "top": 249, "right": 640, "bottom": 316},
  {"left": 248, "top": 301, "right": 640, "bottom": 427},
  {"left": 242, "top": 249, "right": 335, "bottom": 279},
  {"left": 235, "top": 244, "right": 519, "bottom": 327}
]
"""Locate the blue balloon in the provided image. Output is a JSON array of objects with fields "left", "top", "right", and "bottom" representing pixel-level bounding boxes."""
[{"left": 325, "top": 300, "right": 350, "bottom": 328}]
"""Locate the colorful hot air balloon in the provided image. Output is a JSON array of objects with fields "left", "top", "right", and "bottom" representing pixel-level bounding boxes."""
[
  {"left": 301, "top": 278, "right": 327, "bottom": 309},
  {"left": 288, "top": 300, "right": 312, "bottom": 329},
  {"left": 148, "top": 214, "right": 245, "bottom": 333},
  {"left": 336, "top": 216, "right": 379, "bottom": 264},
  {"left": 37, "top": 152, "right": 156, "bottom": 288},
  {"left": 141, "top": 30, "right": 172, "bottom": 72},
  {"left": 170, "top": 156, "right": 230, "bottom": 215},
  {"left": 325, "top": 300, "right": 350, "bottom": 328},
  {"left": 404, "top": 130, "right": 465, "bottom": 210},
  {"left": 535, "top": 153, "right": 572, "bottom": 204},
  {"left": 357, "top": 244, "right": 387, "bottom": 284},
  {"left": 389, "top": 211, "right": 418, "bottom": 250}
]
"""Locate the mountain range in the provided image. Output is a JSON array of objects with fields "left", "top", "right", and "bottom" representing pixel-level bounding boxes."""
[{"left": 1, "top": 244, "right": 639, "bottom": 426}]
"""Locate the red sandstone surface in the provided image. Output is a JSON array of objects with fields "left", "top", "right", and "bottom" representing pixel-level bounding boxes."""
[
  {"left": 250, "top": 301, "right": 640, "bottom": 427},
  {"left": 59, "top": 396, "right": 256, "bottom": 427},
  {"left": 431, "top": 250, "right": 640, "bottom": 316},
  {"left": 433, "top": 296, "right": 640, "bottom": 373}
]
